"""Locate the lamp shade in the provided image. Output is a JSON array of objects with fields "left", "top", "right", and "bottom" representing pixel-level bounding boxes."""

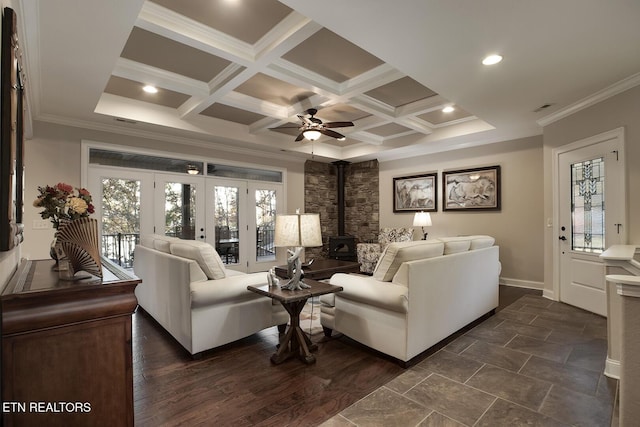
[
  {"left": 274, "top": 212, "right": 322, "bottom": 247},
  {"left": 413, "top": 211, "right": 432, "bottom": 227}
]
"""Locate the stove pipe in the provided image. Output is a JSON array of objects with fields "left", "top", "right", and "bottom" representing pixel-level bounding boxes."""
[{"left": 332, "top": 160, "right": 350, "bottom": 236}]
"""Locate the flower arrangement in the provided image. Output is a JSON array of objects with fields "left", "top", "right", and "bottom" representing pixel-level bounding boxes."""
[{"left": 33, "top": 183, "right": 95, "bottom": 229}]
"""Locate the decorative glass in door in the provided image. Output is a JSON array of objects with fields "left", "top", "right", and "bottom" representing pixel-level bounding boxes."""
[
  {"left": 571, "top": 158, "right": 605, "bottom": 253},
  {"left": 214, "top": 185, "right": 240, "bottom": 264},
  {"left": 255, "top": 189, "right": 276, "bottom": 262},
  {"left": 100, "top": 178, "right": 140, "bottom": 268},
  {"left": 164, "top": 182, "right": 196, "bottom": 239}
]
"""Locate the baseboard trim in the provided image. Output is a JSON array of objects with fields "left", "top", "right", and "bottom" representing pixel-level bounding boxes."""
[
  {"left": 542, "top": 289, "right": 556, "bottom": 301},
  {"left": 605, "top": 357, "right": 620, "bottom": 379},
  {"left": 499, "top": 277, "right": 543, "bottom": 290}
]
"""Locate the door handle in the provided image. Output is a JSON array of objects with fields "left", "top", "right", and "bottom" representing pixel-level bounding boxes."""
[{"left": 559, "top": 236, "right": 567, "bottom": 241}]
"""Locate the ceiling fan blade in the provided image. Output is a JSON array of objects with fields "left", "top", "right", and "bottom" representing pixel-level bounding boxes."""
[
  {"left": 320, "top": 128, "right": 345, "bottom": 139},
  {"left": 295, "top": 132, "right": 305, "bottom": 142},
  {"left": 324, "top": 121, "right": 354, "bottom": 128}
]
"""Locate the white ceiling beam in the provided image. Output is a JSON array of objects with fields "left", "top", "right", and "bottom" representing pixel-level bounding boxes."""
[
  {"left": 339, "top": 64, "right": 404, "bottom": 98},
  {"left": 137, "top": 1, "right": 254, "bottom": 64},
  {"left": 113, "top": 57, "right": 209, "bottom": 97}
]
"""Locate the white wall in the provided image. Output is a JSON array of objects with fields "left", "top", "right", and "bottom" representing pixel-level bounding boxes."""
[
  {"left": 542, "top": 85, "right": 640, "bottom": 298},
  {"left": 22, "top": 121, "right": 305, "bottom": 260},
  {"left": 380, "top": 135, "right": 544, "bottom": 288}
]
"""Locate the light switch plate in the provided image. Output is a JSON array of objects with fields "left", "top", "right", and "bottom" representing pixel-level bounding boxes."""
[{"left": 33, "top": 219, "right": 51, "bottom": 230}]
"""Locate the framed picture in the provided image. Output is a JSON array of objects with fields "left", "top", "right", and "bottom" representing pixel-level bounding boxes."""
[
  {"left": 0, "top": 7, "right": 25, "bottom": 251},
  {"left": 393, "top": 173, "right": 437, "bottom": 212},
  {"left": 443, "top": 165, "right": 501, "bottom": 211}
]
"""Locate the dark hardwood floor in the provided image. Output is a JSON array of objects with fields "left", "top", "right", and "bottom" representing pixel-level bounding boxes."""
[{"left": 133, "top": 286, "right": 538, "bottom": 426}]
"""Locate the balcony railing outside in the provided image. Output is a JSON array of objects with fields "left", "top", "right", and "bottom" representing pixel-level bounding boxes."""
[
  {"left": 102, "top": 227, "right": 275, "bottom": 268},
  {"left": 257, "top": 227, "right": 275, "bottom": 257},
  {"left": 102, "top": 233, "right": 139, "bottom": 268}
]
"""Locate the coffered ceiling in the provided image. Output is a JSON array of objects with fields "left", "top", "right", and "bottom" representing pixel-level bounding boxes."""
[{"left": 18, "top": 0, "right": 640, "bottom": 162}]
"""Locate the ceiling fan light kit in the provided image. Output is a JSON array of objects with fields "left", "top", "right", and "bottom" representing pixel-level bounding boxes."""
[
  {"left": 274, "top": 108, "right": 354, "bottom": 142},
  {"left": 303, "top": 129, "right": 322, "bottom": 141}
]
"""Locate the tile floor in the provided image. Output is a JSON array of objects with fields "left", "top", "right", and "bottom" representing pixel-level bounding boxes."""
[{"left": 320, "top": 294, "right": 618, "bottom": 427}]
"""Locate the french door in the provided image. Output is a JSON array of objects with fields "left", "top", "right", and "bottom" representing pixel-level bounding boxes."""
[
  {"left": 87, "top": 167, "right": 154, "bottom": 268},
  {"left": 154, "top": 173, "right": 205, "bottom": 241},
  {"left": 88, "top": 167, "right": 282, "bottom": 273},
  {"left": 556, "top": 128, "right": 625, "bottom": 316},
  {"left": 206, "top": 179, "right": 280, "bottom": 272},
  {"left": 249, "top": 182, "right": 279, "bottom": 272}
]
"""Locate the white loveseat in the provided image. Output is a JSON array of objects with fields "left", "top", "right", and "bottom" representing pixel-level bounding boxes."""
[
  {"left": 321, "top": 236, "right": 500, "bottom": 364},
  {"left": 133, "top": 234, "right": 288, "bottom": 356}
]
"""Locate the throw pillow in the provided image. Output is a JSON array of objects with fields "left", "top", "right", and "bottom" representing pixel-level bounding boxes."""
[
  {"left": 373, "top": 240, "right": 444, "bottom": 282},
  {"left": 468, "top": 235, "right": 495, "bottom": 250},
  {"left": 169, "top": 240, "right": 226, "bottom": 280},
  {"left": 437, "top": 237, "right": 472, "bottom": 254}
]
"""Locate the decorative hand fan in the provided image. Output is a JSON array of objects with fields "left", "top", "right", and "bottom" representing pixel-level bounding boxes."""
[{"left": 56, "top": 217, "right": 102, "bottom": 278}]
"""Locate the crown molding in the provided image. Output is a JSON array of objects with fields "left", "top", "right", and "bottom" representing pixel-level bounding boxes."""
[
  {"left": 34, "top": 113, "right": 305, "bottom": 163},
  {"left": 538, "top": 72, "right": 640, "bottom": 127}
]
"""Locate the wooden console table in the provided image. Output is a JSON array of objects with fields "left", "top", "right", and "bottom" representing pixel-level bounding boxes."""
[{"left": 1, "top": 258, "right": 140, "bottom": 427}]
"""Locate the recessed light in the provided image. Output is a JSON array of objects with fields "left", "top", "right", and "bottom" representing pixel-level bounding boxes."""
[
  {"left": 482, "top": 54, "right": 503, "bottom": 65},
  {"left": 143, "top": 85, "right": 158, "bottom": 94},
  {"left": 442, "top": 106, "right": 455, "bottom": 113}
]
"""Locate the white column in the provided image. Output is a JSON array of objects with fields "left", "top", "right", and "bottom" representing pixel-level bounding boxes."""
[{"left": 606, "top": 274, "right": 640, "bottom": 427}]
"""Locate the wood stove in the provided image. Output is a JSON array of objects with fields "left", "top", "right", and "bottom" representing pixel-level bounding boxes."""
[{"left": 328, "top": 236, "right": 356, "bottom": 261}]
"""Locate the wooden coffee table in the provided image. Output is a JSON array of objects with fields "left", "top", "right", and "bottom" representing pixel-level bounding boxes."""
[
  {"left": 275, "top": 258, "right": 360, "bottom": 281},
  {"left": 248, "top": 279, "right": 343, "bottom": 365}
]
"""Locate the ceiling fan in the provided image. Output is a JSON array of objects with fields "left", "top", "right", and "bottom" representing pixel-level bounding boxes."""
[{"left": 276, "top": 108, "right": 354, "bottom": 142}]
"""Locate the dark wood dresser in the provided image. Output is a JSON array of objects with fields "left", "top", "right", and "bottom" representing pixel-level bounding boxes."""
[{"left": 1, "top": 258, "right": 140, "bottom": 427}]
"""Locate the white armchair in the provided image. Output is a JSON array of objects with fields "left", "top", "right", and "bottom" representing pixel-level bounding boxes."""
[{"left": 356, "top": 227, "right": 414, "bottom": 274}]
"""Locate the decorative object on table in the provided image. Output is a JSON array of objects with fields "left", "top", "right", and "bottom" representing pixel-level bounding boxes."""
[
  {"left": 267, "top": 267, "right": 280, "bottom": 288},
  {"left": 55, "top": 217, "right": 102, "bottom": 278},
  {"left": 273, "top": 209, "right": 323, "bottom": 290},
  {"left": 442, "top": 165, "right": 501, "bottom": 211},
  {"left": 393, "top": 172, "right": 437, "bottom": 212},
  {"left": 413, "top": 211, "right": 432, "bottom": 240},
  {"left": 33, "top": 182, "right": 95, "bottom": 267}
]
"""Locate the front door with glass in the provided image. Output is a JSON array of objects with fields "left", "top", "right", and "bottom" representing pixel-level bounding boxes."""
[{"left": 557, "top": 130, "right": 625, "bottom": 316}]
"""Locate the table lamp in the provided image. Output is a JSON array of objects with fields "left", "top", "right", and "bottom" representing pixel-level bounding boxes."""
[
  {"left": 413, "top": 211, "right": 432, "bottom": 240},
  {"left": 274, "top": 209, "right": 323, "bottom": 290}
]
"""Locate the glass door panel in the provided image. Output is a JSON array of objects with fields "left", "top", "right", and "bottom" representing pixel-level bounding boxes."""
[
  {"left": 249, "top": 182, "right": 280, "bottom": 272},
  {"left": 101, "top": 178, "right": 141, "bottom": 268},
  {"left": 155, "top": 174, "right": 205, "bottom": 241},
  {"left": 570, "top": 157, "right": 605, "bottom": 253},
  {"left": 255, "top": 189, "right": 277, "bottom": 262},
  {"left": 214, "top": 185, "right": 241, "bottom": 265},
  {"left": 87, "top": 168, "right": 154, "bottom": 270}
]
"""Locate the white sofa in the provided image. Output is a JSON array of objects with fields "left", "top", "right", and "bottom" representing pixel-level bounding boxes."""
[
  {"left": 133, "top": 234, "right": 288, "bottom": 356},
  {"left": 321, "top": 236, "right": 500, "bottom": 364}
]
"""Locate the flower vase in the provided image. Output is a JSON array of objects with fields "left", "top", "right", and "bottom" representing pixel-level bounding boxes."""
[
  {"left": 50, "top": 220, "right": 69, "bottom": 270},
  {"left": 50, "top": 236, "right": 65, "bottom": 271}
]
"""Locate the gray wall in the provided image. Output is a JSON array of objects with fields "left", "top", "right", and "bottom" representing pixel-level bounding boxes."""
[{"left": 380, "top": 135, "right": 544, "bottom": 288}]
